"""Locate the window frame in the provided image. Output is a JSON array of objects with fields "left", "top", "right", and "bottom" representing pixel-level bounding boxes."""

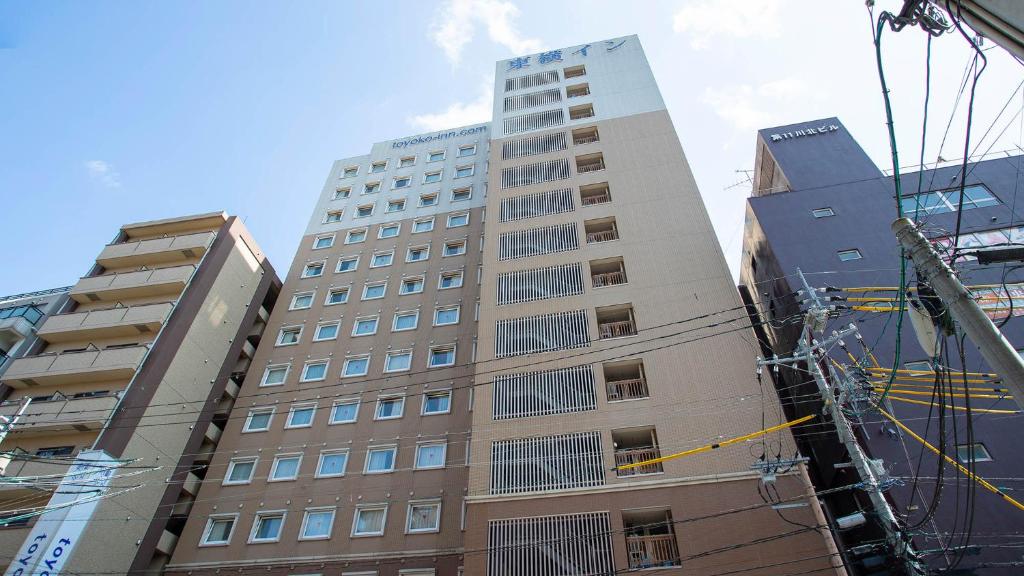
[
  {"left": 451, "top": 186, "right": 472, "bottom": 202},
  {"left": 433, "top": 305, "right": 460, "bottom": 326},
  {"left": 342, "top": 355, "right": 371, "bottom": 378},
  {"left": 351, "top": 505, "right": 389, "bottom": 537},
  {"left": 421, "top": 390, "right": 452, "bottom": 416},
  {"left": 811, "top": 207, "right": 835, "bottom": 218},
  {"left": 313, "top": 321, "right": 340, "bottom": 342},
  {"left": 352, "top": 315, "right": 380, "bottom": 336},
  {"left": 378, "top": 223, "right": 401, "bottom": 239},
  {"left": 301, "top": 262, "right": 325, "bottom": 278},
  {"left": 362, "top": 282, "right": 387, "bottom": 301},
  {"left": 285, "top": 403, "right": 317, "bottom": 429},
  {"left": 268, "top": 453, "right": 303, "bottom": 482},
  {"left": 443, "top": 240, "right": 467, "bottom": 257},
  {"left": 199, "top": 514, "right": 238, "bottom": 547},
  {"left": 329, "top": 399, "right": 360, "bottom": 425},
  {"left": 837, "top": 249, "right": 863, "bottom": 262},
  {"left": 323, "top": 210, "right": 344, "bottom": 224},
  {"left": 423, "top": 169, "right": 443, "bottom": 184},
  {"left": 384, "top": 350, "right": 413, "bottom": 373},
  {"left": 447, "top": 212, "right": 470, "bottom": 228},
  {"left": 336, "top": 255, "right": 360, "bottom": 273},
  {"left": 332, "top": 187, "right": 351, "bottom": 200},
  {"left": 324, "top": 287, "right": 350, "bottom": 305},
  {"left": 400, "top": 275, "right": 425, "bottom": 295},
  {"left": 370, "top": 250, "right": 395, "bottom": 268},
  {"left": 414, "top": 442, "right": 447, "bottom": 470},
  {"left": 276, "top": 326, "right": 302, "bottom": 347},
  {"left": 370, "top": 160, "right": 388, "bottom": 173},
  {"left": 248, "top": 510, "right": 287, "bottom": 544},
  {"left": 393, "top": 175, "right": 412, "bottom": 189},
  {"left": 364, "top": 445, "right": 398, "bottom": 474},
  {"left": 299, "top": 507, "right": 336, "bottom": 541},
  {"left": 406, "top": 501, "right": 442, "bottom": 534},
  {"left": 354, "top": 203, "right": 375, "bottom": 219},
  {"left": 260, "top": 364, "right": 289, "bottom": 387},
  {"left": 342, "top": 165, "right": 359, "bottom": 178},
  {"left": 316, "top": 450, "right": 350, "bottom": 478},
  {"left": 419, "top": 193, "right": 439, "bottom": 207},
  {"left": 458, "top": 144, "right": 476, "bottom": 157},
  {"left": 243, "top": 408, "right": 274, "bottom": 433},
  {"left": 312, "top": 234, "right": 335, "bottom": 250},
  {"left": 223, "top": 457, "right": 258, "bottom": 485},
  {"left": 300, "top": 360, "right": 329, "bottom": 382},
  {"left": 374, "top": 396, "right": 405, "bottom": 421},
  {"left": 427, "top": 149, "right": 446, "bottom": 163},
  {"left": 345, "top": 229, "right": 368, "bottom": 244},
  {"left": 439, "top": 270, "right": 464, "bottom": 290},
  {"left": 386, "top": 199, "right": 407, "bottom": 213},
  {"left": 956, "top": 442, "right": 993, "bottom": 463},
  {"left": 428, "top": 345, "right": 457, "bottom": 368},
  {"left": 289, "top": 291, "right": 315, "bottom": 310},
  {"left": 453, "top": 164, "right": 475, "bottom": 179},
  {"left": 406, "top": 244, "right": 430, "bottom": 262},
  {"left": 392, "top": 310, "right": 420, "bottom": 332},
  {"left": 412, "top": 217, "right": 435, "bottom": 234},
  {"left": 399, "top": 155, "right": 416, "bottom": 168}
]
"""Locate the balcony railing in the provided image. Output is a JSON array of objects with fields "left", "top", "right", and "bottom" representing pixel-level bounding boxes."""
[
  {"left": 71, "top": 264, "right": 195, "bottom": 303},
  {"left": 0, "top": 392, "right": 120, "bottom": 435},
  {"left": 97, "top": 231, "right": 215, "bottom": 268},
  {"left": 3, "top": 345, "right": 148, "bottom": 388},
  {"left": 586, "top": 229, "right": 618, "bottom": 243},
  {"left": 599, "top": 320, "right": 636, "bottom": 339},
  {"left": 576, "top": 159, "right": 605, "bottom": 173},
  {"left": 626, "top": 534, "right": 681, "bottom": 569},
  {"left": 37, "top": 302, "right": 172, "bottom": 343},
  {"left": 592, "top": 271, "right": 626, "bottom": 287},
  {"left": 615, "top": 447, "right": 663, "bottom": 477},
  {"left": 567, "top": 87, "right": 591, "bottom": 98},
  {"left": 574, "top": 134, "right": 599, "bottom": 145},
  {"left": 581, "top": 191, "right": 611, "bottom": 205},
  {"left": 570, "top": 108, "right": 595, "bottom": 120},
  {"left": 607, "top": 378, "right": 649, "bottom": 401}
]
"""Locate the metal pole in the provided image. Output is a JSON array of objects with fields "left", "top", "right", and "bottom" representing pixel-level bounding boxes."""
[{"left": 892, "top": 217, "right": 1024, "bottom": 411}]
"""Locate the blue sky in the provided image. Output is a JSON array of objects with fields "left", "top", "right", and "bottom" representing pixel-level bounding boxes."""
[{"left": 2, "top": 1, "right": 1022, "bottom": 295}]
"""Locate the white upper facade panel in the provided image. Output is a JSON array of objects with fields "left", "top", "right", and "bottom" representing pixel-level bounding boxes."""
[
  {"left": 307, "top": 123, "right": 490, "bottom": 235},
  {"left": 492, "top": 35, "right": 666, "bottom": 139}
]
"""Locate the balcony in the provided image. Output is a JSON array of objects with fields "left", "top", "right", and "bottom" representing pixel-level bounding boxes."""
[
  {"left": 96, "top": 231, "right": 215, "bottom": 269},
  {"left": 2, "top": 344, "right": 147, "bottom": 388},
  {"left": 585, "top": 218, "right": 618, "bottom": 244},
  {"left": 613, "top": 427, "right": 662, "bottom": 477},
  {"left": 36, "top": 302, "right": 172, "bottom": 343},
  {"left": 580, "top": 182, "right": 610, "bottom": 206},
  {"left": 590, "top": 257, "right": 627, "bottom": 288},
  {"left": 0, "top": 392, "right": 120, "bottom": 436},
  {"left": 566, "top": 83, "right": 590, "bottom": 98},
  {"left": 70, "top": 264, "right": 195, "bottom": 304},
  {"left": 597, "top": 305, "right": 636, "bottom": 339},
  {"left": 624, "top": 509, "right": 681, "bottom": 569},
  {"left": 576, "top": 153, "right": 605, "bottom": 174},
  {"left": 605, "top": 360, "right": 648, "bottom": 401},
  {"left": 569, "top": 103, "right": 595, "bottom": 120},
  {"left": 0, "top": 305, "right": 46, "bottom": 350}
]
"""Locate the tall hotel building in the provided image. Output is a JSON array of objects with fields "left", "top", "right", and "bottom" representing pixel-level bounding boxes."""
[{"left": 166, "top": 36, "right": 842, "bottom": 576}]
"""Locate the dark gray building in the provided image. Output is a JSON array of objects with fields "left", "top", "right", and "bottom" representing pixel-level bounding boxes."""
[{"left": 740, "top": 117, "right": 1024, "bottom": 575}]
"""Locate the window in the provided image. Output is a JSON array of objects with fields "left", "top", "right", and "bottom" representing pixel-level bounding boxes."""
[
  {"left": 419, "top": 193, "right": 438, "bottom": 207},
  {"left": 317, "top": 450, "right": 349, "bottom": 477},
  {"left": 333, "top": 187, "right": 350, "bottom": 200},
  {"left": 424, "top": 170, "right": 442, "bottom": 184},
  {"left": 343, "top": 166, "right": 358, "bottom": 178},
  {"left": 337, "top": 255, "right": 359, "bottom": 273},
  {"left": 379, "top": 223, "right": 401, "bottom": 238},
  {"left": 434, "top": 306, "right": 460, "bottom": 326},
  {"left": 200, "top": 515, "right": 237, "bottom": 546},
  {"left": 406, "top": 502, "right": 441, "bottom": 533},
  {"left": 393, "top": 310, "right": 419, "bottom": 331},
  {"left": 400, "top": 276, "right": 425, "bottom": 295},
  {"left": 371, "top": 161, "right": 387, "bottom": 173},
  {"left": 325, "top": 287, "right": 349, "bottom": 305},
  {"left": 375, "top": 397, "right": 405, "bottom": 420},
  {"left": 365, "top": 446, "right": 398, "bottom": 472},
  {"left": 362, "top": 282, "right": 387, "bottom": 300},
  {"left": 407, "top": 245, "right": 430, "bottom": 262},
  {"left": 34, "top": 446, "right": 74, "bottom": 458},
  {"left": 838, "top": 249, "right": 863, "bottom": 261},
  {"left": 352, "top": 506, "right": 388, "bottom": 536},
  {"left": 301, "top": 360, "right": 328, "bottom": 382},
  {"left": 261, "top": 364, "right": 288, "bottom": 387},
  {"left": 454, "top": 164, "right": 474, "bottom": 178},
  {"left": 422, "top": 391, "right": 452, "bottom": 415},
  {"left": 355, "top": 204, "right": 374, "bottom": 218},
  {"left": 286, "top": 404, "right": 316, "bottom": 428},
  {"left": 343, "top": 355, "right": 371, "bottom": 377},
  {"left": 371, "top": 251, "right": 395, "bottom": 268},
  {"left": 353, "top": 316, "right": 379, "bottom": 336},
  {"left": 313, "top": 235, "right": 335, "bottom": 249},
  {"left": 363, "top": 181, "right": 380, "bottom": 195},
  {"left": 324, "top": 210, "right": 343, "bottom": 224},
  {"left": 277, "top": 326, "right": 302, "bottom": 346},
  {"left": 394, "top": 176, "right": 412, "bottom": 189},
  {"left": 384, "top": 350, "right": 413, "bottom": 373},
  {"left": 224, "top": 457, "right": 257, "bottom": 485},
  {"left": 439, "top": 271, "right": 464, "bottom": 289},
  {"left": 428, "top": 345, "right": 456, "bottom": 368},
  {"left": 812, "top": 207, "right": 835, "bottom": 218},
  {"left": 345, "top": 229, "right": 367, "bottom": 244},
  {"left": 269, "top": 454, "right": 301, "bottom": 481},
  {"left": 290, "top": 292, "right": 314, "bottom": 310},
  {"left": 302, "top": 262, "right": 324, "bottom": 278},
  {"left": 413, "top": 218, "right": 435, "bottom": 233},
  {"left": 900, "top": 184, "right": 999, "bottom": 217},
  {"left": 443, "top": 240, "right": 467, "bottom": 257},
  {"left": 243, "top": 408, "right": 274, "bottom": 432},
  {"left": 956, "top": 443, "right": 992, "bottom": 463},
  {"left": 387, "top": 199, "right": 406, "bottom": 213},
  {"left": 458, "top": 144, "right": 476, "bottom": 157},
  {"left": 300, "top": 508, "right": 335, "bottom": 540},
  {"left": 400, "top": 156, "right": 416, "bottom": 167},
  {"left": 564, "top": 64, "right": 586, "bottom": 78},
  {"left": 249, "top": 511, "right": 286, "bottom": 543},
  {"left": 415, "top": 443, "right": 446, "bottom": 469},
  {"left": 330, "top": 399, "right": 359, "bottom": 424},
  {"left": 428, "top": 150, "right": 445, "bottom": 162},
  {"left": 447, "top": 212, "right": 469, "bottom": 228},
  {"left": 451, "top": 187, "right": 472, "bottom": 202}
]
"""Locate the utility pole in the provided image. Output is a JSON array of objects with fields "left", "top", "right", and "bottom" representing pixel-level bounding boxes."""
[{"left": 892, "top": 217, "right": 1024, "bottom": 411}]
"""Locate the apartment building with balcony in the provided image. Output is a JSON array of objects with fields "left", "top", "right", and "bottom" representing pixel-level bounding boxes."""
[
  {"left": 0, "top": 211, "right": 280, "bottom": 574},
  {"left": 0, "top": 286, "right": 70, "bottom": 380}
]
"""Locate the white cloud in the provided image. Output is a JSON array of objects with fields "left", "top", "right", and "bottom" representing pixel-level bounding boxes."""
[
  {"left": 408, "top": 78, "right": 494, "bottom": 131},
  {"left": 673, "top": 0, "right": 785, "bottom": 50},
  {"left": 84, "top": 160, "right": 121, "bottom": 188},
  {"left": 430, "top": 0, "right": 543, "bottom": 65},
  {"left": 702, "top": 77, "right": 814, "bottom": 132}
]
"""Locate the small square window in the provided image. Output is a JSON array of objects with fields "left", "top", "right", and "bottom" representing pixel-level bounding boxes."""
[
  {"left": 424, "top": 170, "right": 442, "bottom": 184},
  {"left": 269, "top": 454, "right": 301, "bottom": 481},
  {"left": 812, "top": 207, "right": 835, "bottom": 218},
  {"left": 337, "top": 256, "right": 359, "bottom": 273},
  {"left": 413, "top": 218, "right": 435, "bottom": 233},
  {"left": 302, "top": 262, "right": 324, "bottom": 278},
  {"left": 393, "top": 310, "right": 419, "bottom": 331},
  {"left": 352, "top": 506, "right": 388, "bottom": 536},
  {"left": 428, "top": 150, "right": 445, "bottom": 163},
  {"left": 414, "top": 443, "right": 446, "bottom": 469},
  {"left": 325, "top": 287, "right": 349, "bottom": 305},
  {"left": 343, "top": 166, "right": 358, "bottom": 178},
  {"left": 330, "top": 400, "right": 359, "bottom": 424},
  {"left": 362, "top": 282, "right": 387, "bottom": 300},
  {"left": 317, "top": 451, "right": 349, "bottom": 477},
  {"left": 224, "top": 457, "right": 257, "bottom": 485},
  {"left": 370, "top": 161, "right": 387, "bottom": 173},
  {"left": 355, "top": 204, "right": 374, "bottom": 218},
  {"left": 243, "top": 409, "right": 274, "bottom": 432},
  {"left": 300, "top": 508, "right": 335, "bottom": 540},
  {"left": 407, "top": 502, "right": 441, "bottom": 533},
  {"left": 443, "top": 240, "right": 466, "bottom": 257},
  {"left": 249, "top": 511, "right": 286, "bottom": 543},
  {"left": 384, "top": 350, "right": 413, "bottom": 373},
  {"left": 454, "top": 164, "right": 474, "bottom": 179},
  {"left": 363, "top": 182, "right": 381, "bottom": 195},
  {"left": 201, "top": 515, "right": 237, "bottom": 546},
  {"left": 261, "top": 365, "right": 288, "bottom": 387},
  {"left": 371, "top": 251, "right": 395, "bottom": 268},
  {"left": 290, "top": 292, "right": 314, "bottom": 310},
  {"left": 407, "top": 245, "right": 430, "bottom": 262},
  {"left": 428, "top": 345, "right": 456, "bottom": 368},
  {"left": 458, "top": 145, "right": 476, "bottom": 157},
  {"left": 447, "top": 213, "right": 469, "bottom": 228},
  {"left": 400, "top": 276, "right": 425, "bottom": 295},
  {"left": 342, "top": 355, "right": 371, "bottom": 377},
  {"left": 366, "top": 446, "right": 397, "bottom": 472},
  {"left": 399, "top": 156, "right": 416, "bottom": 167},
  {"left": 439, "top": 271, "right": 463, "bottom": 289},
  {"left": 451, "top": 187, "right": 472, "bottom": 202},
  {"left": 345, "top": 229, "right": 367, "bottom": 244},
  {"left": 433, "top": 306, "right": 459, "bottom": 326},
  {"left": 387, "top": 199, "right": 406, "bottom": 213},
  {"left": 324, "top": 210, "right": 343, "bottom": 224},
  {"left": 379, "top": 223, "right": 401, "bottom": 238},
  {"left": 301, "top": 361, "right": 328, "bottom": 382},
  {"left": 419, "top": 194, "right": 438, "bottom": 207},
  {"left": 277, "top": 326, "right": 302, "bottom": 346},
  {"left": 394, "top": 176, "right": 412, "bottom": 189},
  {"left": 313, "top": 235, "right": 335, "bottom": 249},
  {"left": 838, "top": 249, "right": 862, "bottom": 262},
  {"left": 956, "top": 443, "right": 993, "bottom": 463},
  {"left": 286, "top": 404, "right": 316, "bottom": 428},
  {"left": 353, "top": 316, "right": 380, "bottom": 336},
  {"left": 375, "top": 397, "right": 405, "bottom": 420},
  {"left": 422, "top": 391, "right": 452, "bottom": 415},
  {"left": 333, "top": 187, "right": 351, "bottom": 200},
  {"left": 314, "top": 322, "right": 339, "bottom": 341}
]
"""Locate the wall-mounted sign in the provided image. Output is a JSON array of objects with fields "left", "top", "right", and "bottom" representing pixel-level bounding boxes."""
[
  {"left": 769, "top": 124, "right": 839, "bottom": 142},
  {"left": 391, "top": 125, "right": 487, "bottom": 149}
]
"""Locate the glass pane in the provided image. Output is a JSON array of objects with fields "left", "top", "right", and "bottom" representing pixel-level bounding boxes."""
[
  {"left": 273, "top": 458, "right": 299, "bottom": 479},
  {"left": 378, "top": 399, "right": 402, "bottom": 417},
  {"left": 424, "top": 394, "right": 450, "bottom": 413},
  {"left": 290, "top": 409, "right": 314, "bottom": 426},
  {"left": 208, "top": 520, "right": 233, "bottom": 542},
  {"left": 386, "top": 354, "right": 411, "bottom": 371},
  {"left": 304, "top": 363, "right": 326, "bottom": 380},
  {"left": 356, "top": 509, "right": 385, "bottom": 533},
  {"left": 345, "top": 358, "right": 368, "bottom": 375},
  {"left": 395, "top": 314, "right": 416, "bottom": 330},
  {"left": 416, "top": 445, "right": 444, "bottom": 467},
  {"left": 256, "top": 516, "right": 282, "bottom": 539},
  {"left": 317, "top": 325, "right": 338, "bottom": 340},
  {"left": 248, "top": 413, "right": 271, "bottom": 429},
  {"left": 319, "top": 453, "right": 348, "bottom": 475},
  {"left": 304, "top": 511, "right": 333, "bottom": 537},
  {"left": 409, "top": 505, "right": 439, "bottom": 530},
  {"left": 265, "top": 368, "right": 286, "bottom": 384},
  {"left": 368, "top": 449, "right": 395, "bottom": 470},
  {"left": 229, "top": 461, "right": 253, "bottom": 481},
  {"left": 332, "top": 402, "right": 357, "bottom": 422}
]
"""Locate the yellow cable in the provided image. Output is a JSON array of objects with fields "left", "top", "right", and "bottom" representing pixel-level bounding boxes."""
[
  {"left": 867, "top": 381, "right": 1008, "bottom": 393},
  {"left": 876, "top": 406, "right": 1024, "bottom": 512},
  {"left": 866, "top": 367, "right": 997, "bottom": 378},
  {"left": 871, "top": 387, "right": 1011, "bottom": 400},
  {"left": 614, "top": 414, "right": 816, "bottom": 471},
  {"left": 870, "top": 374, "right": 1002, "bottom": 384},
  {"left": 886, "top": 395, "right": 1019, "bottom": 414}
]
